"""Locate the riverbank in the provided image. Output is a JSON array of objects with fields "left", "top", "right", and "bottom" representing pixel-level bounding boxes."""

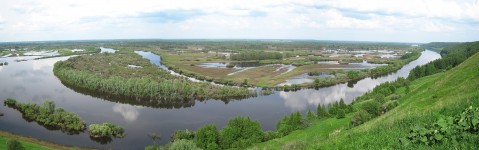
[{"left": 0, "top": 130, "right": 91, "bottom": 150}]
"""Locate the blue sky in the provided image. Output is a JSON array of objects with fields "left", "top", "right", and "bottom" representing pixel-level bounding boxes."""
[{"left": 0, "top": 0, "right": 478, "bottom": 43}]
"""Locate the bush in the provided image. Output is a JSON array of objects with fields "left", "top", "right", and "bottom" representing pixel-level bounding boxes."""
[
  {"left": 263, "top": 131, "right": 280, "bottom": 142},
  {"left": 170, "top": 139, "right": 200, "bottom": 150},
  {"left": 4, "top": 98, "right": 17, "bottom": 106},
  {"left": 351, "top": 110, "right": 372, "bottom": 126},
  {"left": 195, "top": 124, "right": 218, "bottom": 150},
  {"left": 219, "top": 117, "right": 264, "bottom": 149},
  {"left": 361, "top": 100, "right": 382, "bottom": 117},
  {"left": 173, "top": 129, "right": 195, "bottom": 141},
  {"left": 88, "top": 123, "right": 125, "bottom": 138},
  {"left": 6, "top": 139, "right": 24, "bottom": 150}
]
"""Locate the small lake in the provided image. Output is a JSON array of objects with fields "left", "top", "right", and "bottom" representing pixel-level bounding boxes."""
[{"left": 0, "top": 50, "right": 440, "bottom": 149}]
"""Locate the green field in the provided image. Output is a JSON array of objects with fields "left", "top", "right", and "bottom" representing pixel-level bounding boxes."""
[{"left": 251, "top": 46, "right": 479, "bottom": 149}]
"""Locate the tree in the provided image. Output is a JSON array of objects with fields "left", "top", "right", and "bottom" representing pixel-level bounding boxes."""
[
  {"left": 336, "top": 109, "right": 346, "bottom": 119},
  {"left": 195, "top": 124, "right": 218, "bottom": 150},
  {"left": 170, "top": 139, "right": 200, "bottom": 150},
  {"left": 219, "top": 117, "right": 264, "bottom": 149},
  {"left": 316, "top": 104, "right": 329, "bottom": 119},
  {"left": 7, "top": 139, "right": 25, "bottom": 150},
  {"left": 307, "top": 109, "right": 316, "bottom": 121}
]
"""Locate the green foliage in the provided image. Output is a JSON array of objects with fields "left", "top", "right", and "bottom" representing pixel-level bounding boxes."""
[
  {"left": 3, "top": 99, "right": 85, "bottom": 133},
  {"left": 336, "top": 109, "right": 346, "bottom": 119},
  {"left": 4, "top": 98, "right": 17, "bottom": 106},
  {"left": 230, "top": 51, "right": 283, "bottom": 61},
  {"left": 170, "top": 139, "right": 201, "bottom": 150},
  {"left": 263, "top": 131, "right": 280, "bottom": 142},
  {"left": 53, "top": 53, "right": 255, "bottom": 102},
  {"left": 219, "top": 117, "right": 264, "bottom": 149},
  {"left": 88, "top": 123, "right": 125, "bottom": 138},
  {"left": 276, "top": 112, "right": 306, "bottom": 136},
  {"left": 401, "top": 106, "right": 479, "bottom": 146},
  {"left": 409, "top": 41, "right": 479, "bottom": 80},
  {"left": 316, "top": 104, "right": 329, "bottom": 119},
  {"left": 351, "top": 110, "right": 372, "bottom": 126},
  {"left": 347, "top": 71, "right": 360, "bottom": 79},
  {"left": 6, "top": 139, "right": 25, "bottom": 150},
  {"left": 360, "top": 100, "right": 382, "bottom": 117},
  {"left": 173, "top": 129, "right": 195, "bottom": 141},
  {"left": 307, "top": 109, "right": 316, "bottom": 121},
  {"left": 400, "top": 51, "right": 420, "bottom": 60},
  {"left": 195, "top": 124, "right": 218, "bottom": 150}
]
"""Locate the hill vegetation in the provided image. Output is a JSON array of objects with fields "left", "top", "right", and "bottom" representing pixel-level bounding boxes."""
[{"left": 251, "top": 41, "right": 479, "bottom": 149}]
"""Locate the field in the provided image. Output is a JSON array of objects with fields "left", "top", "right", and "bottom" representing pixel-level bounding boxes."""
[{"left": 154, "top": 41, "right": 422, "bottom": 87}]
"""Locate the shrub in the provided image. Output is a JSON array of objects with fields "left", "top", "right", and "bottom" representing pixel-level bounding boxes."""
[
  {"left": 195, "top": 124, "right": 218, "bottom": 150},
  {"left": 219, "top": 117, "right": 264, "bottom": 149},
  {"left": 351, "top": 110, "right": 372, "bottom": 126},
  {"left": 3, "top": 98, "right": 17, "bottom": 106},
  {"left": 263, "top": 131, "right": 280, "bottom": 142},
  {"left": 88, "top": 123, "right": 125, "bottom": 138},
  {"left": 361, "top": 100, "right": 382, "bottom": 117},
  {"left": 170, "top": 139, "right": 200, "bottom": 150},
  {"left": 6, "top": 139, "right": 24, "bottom": 150},
  {"left": 173, "top": 129, "right": 195, "bottom": 141}
]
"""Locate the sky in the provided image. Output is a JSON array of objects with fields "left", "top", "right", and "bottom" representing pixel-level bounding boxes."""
[{"left": 0, "top": 0, "right": 478, "bottom": 43}]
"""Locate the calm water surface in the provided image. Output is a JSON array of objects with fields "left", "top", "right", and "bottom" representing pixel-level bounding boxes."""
[{"left": 0, "top": 50, "right": 440, "bottom": 149}]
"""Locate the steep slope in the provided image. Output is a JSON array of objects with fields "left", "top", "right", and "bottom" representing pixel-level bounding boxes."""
[{"left": 252, "top": 49, "right": 479, "bottom": 149}]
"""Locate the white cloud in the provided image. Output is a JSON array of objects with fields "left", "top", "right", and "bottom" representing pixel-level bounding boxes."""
[
  {"left": 113, "top": 103, "right": 142, "bottom": 122},
  {"left": 423, "top": 21, "right": 455, "bottom": 32},
  {"left": 0, "top": 0, "right": 478, "bottom": 42}
]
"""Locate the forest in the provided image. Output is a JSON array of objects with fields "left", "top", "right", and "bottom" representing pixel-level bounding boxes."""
[
  {"left": 409, "top": 41, "right": 479, "bottom": 80},
  {"left": 53, "top": 52, "right": 256, "bottom": 101}
]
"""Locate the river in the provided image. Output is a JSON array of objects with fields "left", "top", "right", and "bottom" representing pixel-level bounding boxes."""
[{"left": 0, "top": 50, "right": 440, "bottom": 149}]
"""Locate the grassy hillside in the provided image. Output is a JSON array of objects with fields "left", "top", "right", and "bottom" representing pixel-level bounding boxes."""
[
  {"left": 251, "top": 47, "right": 479, "bottom": 149},
  {"left": 0, "top": 130, "right": 91, "bottom": 150}
]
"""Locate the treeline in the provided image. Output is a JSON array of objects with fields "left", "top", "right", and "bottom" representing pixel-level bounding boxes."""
[
  {"left": 408, "top": 41, "right": 479, "bottom": 80},
  {"left": 420, "top": 42, "right": 459, "bottom": 52},
  {"left": 230, "top": 51, "right": 283, "bottom": 61},
  {"left": 54, "top": 53, "right": 256, "bottom": 101},
  {"left": 147, "top": 98, "right": 358, "bottom": 149},
  {"left": 4, "top": 99, "right": 85, "bottom": 133}
]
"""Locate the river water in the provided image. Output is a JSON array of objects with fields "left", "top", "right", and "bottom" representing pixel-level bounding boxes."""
[{"left": 0, "top": 50, "right": 440, "bottom": 149}]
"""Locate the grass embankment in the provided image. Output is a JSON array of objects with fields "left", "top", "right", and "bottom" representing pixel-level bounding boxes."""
[
  {"left": 0, "top": 130, "right": 90, "bottom": 150},
  {"left": 251, "top": 50, "right": 479, "bottom": 149}
]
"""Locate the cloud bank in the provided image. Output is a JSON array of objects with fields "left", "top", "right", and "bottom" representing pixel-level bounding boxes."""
[{"left": 0, "top": 0, "right": 478, "bottom": 42}]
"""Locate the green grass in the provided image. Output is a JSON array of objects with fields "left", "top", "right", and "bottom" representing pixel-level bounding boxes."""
[
  {"left": 250, "top": 52, "right": 479, "bottom": 149},
  {"left": 0, "top": 137, "right": 51, "bottom": 150},
  {"left": 0, "top": 130, "right": 91, "bottom": 150}
]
